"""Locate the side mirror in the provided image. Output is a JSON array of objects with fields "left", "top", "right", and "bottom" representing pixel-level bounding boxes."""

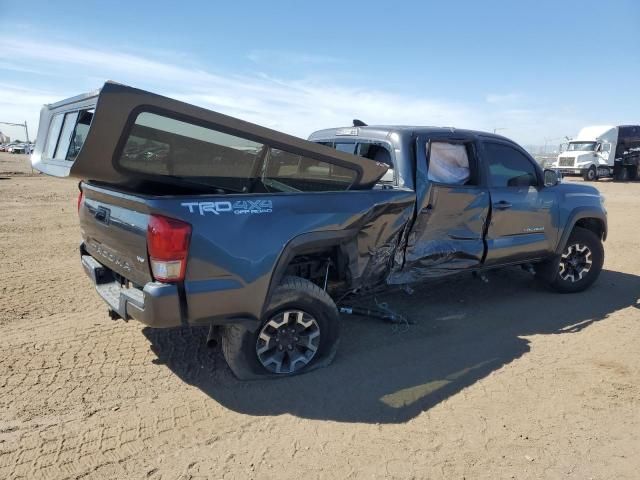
[
  {"left": 595, "top": 143, "right": 602, "bottom": 152},
  {"left": 544, "top": 168, "right": 561, "bottom": 187}
]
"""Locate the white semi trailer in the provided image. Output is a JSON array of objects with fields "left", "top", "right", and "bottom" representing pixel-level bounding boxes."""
[{"left": 552, "top": 125, "right": 640, "bottom": 181}]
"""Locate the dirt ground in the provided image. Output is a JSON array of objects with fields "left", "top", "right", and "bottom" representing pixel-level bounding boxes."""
[{"left": 1, "top": 152, "right": 639, "bottom": 479}]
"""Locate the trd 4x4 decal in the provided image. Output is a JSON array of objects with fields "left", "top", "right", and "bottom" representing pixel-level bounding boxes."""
[{"left": 181, "top": 200, "right": 273, "bottom": 216}]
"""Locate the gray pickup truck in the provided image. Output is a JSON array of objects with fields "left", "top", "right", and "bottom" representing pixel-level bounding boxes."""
[{"left": 32, "top": 82, "right": 607, "bottom": 379}]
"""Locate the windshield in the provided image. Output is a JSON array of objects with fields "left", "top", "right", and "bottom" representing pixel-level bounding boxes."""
[{"left": 567, "top": 141, "right": 596, "bottom": 152}]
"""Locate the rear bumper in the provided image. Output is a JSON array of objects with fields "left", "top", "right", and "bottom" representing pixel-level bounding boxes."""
[{"left": 81, "top": 253, "right": 183, "bottom": 328}]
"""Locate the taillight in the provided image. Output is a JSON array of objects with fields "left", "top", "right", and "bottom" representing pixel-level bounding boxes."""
[
  {"left": 77, "top": 190, "right": 84, "bottom": 214},
  {"left": 147, "top": 215, "right": 191, "bottom": 282}
]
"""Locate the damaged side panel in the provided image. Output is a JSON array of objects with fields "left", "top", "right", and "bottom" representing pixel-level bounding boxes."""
[
  {"left": 388, "top": 132, "right": 490, "bottom": 284},
  {"left": 149, "top": 187, "right": 416, "bottom": 325},
  {"left": 347, "top": 197, "right": 417, "bottom": 290},
  {"left": 388, "top": 184, "right": 490, "bottom": 284}
]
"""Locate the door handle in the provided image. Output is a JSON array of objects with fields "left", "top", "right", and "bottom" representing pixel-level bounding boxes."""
[{"left": 493, "top": 201, "right": 512, "bottom": 210}]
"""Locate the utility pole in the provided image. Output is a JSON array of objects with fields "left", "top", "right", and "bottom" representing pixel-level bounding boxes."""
[
  {"left": 0, "top": 121, "right": 33, "bottom": 173},
  {"left": 0, "top": 120, "right": 30, "bottom": 146}
]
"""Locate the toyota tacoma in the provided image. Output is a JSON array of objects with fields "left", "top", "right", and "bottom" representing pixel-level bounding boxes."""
[{"left": 32, "top": 82, "right": 607, "bottom": 379}]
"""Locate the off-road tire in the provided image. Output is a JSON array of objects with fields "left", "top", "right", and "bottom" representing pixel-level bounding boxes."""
[
  {"left": 545, "top": 226, "right": 604, "bottom": 293},
  {"left": 221, "top": 276, "right": 340, "bottom": 380},
  {"left": 582, "top": 165, "right": 597, "bottom": 182}
]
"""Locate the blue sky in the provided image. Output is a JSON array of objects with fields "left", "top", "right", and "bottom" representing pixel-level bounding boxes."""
[{"left": 1, "top": 0, "right": 638, "bottom": 146}]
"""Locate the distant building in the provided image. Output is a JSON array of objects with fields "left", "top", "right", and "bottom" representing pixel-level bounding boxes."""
[{"left": 0, "top": 131, "right": 9, "bottom": 143}]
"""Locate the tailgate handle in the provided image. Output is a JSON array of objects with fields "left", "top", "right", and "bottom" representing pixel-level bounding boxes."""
[{"left": 95, "top": 206, "right": 110, "bottom": 223}]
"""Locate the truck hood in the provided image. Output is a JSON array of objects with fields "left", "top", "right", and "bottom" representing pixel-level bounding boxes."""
[
  {"left": 555, "top": 181, "right": 602, "bottom": 198},
  {"left": 32, "top": 81, "right": 389, "bottom": 190}
]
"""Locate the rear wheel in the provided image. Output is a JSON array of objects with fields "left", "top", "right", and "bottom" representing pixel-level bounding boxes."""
[
  {"left": 627, "top": 165, "right": 638, "bottom": 181},
  {"left": 221, "top": 276, "right": 340, "bottom": 379},
  {"left": 547, "top": 227, "right": 604, "bottom": 293},
  {"left": 613, "top": 164, "right": 628, "bottom": 181},
  {"left": 582, "top": 165, "right": 597, "bottom": 181}
]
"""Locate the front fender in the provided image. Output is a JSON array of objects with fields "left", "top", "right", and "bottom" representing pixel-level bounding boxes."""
[{"left": 555, "top": 206, "right": 607, "bottom": 254}]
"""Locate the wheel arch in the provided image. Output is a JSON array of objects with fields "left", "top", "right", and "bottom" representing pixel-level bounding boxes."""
[
  {"left": 556, "top": 208, "right": 607, "bottom": 255},
  {"left": 263, "top": 229, "right": 358, "bottom": 316}
]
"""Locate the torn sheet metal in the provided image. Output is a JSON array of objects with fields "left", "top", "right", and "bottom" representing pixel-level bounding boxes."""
[{"left": 388, "top": 183, "right": 490, "bottom": 284}]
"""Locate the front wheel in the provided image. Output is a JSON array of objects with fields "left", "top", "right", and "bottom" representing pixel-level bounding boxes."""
[
  {"left": 221, "top": 276, "right": 340, "bottom": 379},
  {"left": 546, "top": 227, "right": 604, "bottom": 293},
  {"left": 582, "top": 165, "right": 597, "bottom": 181}
]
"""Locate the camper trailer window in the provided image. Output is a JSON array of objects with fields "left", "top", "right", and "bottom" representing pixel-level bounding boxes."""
[
  {"left": 44, "top": 113, "right": 64, "bottom": 160},
  {"left": 54, "top": 112, "right": 79, "bottom": 160},
  {"left": 66, "top": 109, "right": 94, "bottom": 161}
]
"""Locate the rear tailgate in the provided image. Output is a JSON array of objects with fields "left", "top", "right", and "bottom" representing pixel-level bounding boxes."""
[{"left": 79, "top": 183, "right": 152, "bottom": 286}]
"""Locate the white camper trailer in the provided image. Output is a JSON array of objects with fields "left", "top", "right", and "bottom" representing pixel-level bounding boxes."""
[{"left": 553, "top": 125, "right": 640, "bottom": 181}]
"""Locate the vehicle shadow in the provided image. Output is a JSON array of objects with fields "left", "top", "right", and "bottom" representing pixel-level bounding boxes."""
[{"left": 143, "top": 268, "right": 640, "bottom": 424}]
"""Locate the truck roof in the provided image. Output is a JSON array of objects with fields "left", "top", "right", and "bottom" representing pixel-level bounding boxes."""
[
  {"left": 575, "top": 125, "right": 617, "bottom": 141},
  {"left": 308, "top": 125, "right": 513, "bottom": 144}
]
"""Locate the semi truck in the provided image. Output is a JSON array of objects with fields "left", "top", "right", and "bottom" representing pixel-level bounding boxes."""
[{"left": 552, "top": 125, "right": 640, "bottom": 181}]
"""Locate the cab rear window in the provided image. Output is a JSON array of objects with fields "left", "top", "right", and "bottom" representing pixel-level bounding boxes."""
[
  {"left": 264, "top": 148, "right": 356, "bottom": 192},
  {"left": 116, "top": 111, "right": 358, "bottom": 193}
]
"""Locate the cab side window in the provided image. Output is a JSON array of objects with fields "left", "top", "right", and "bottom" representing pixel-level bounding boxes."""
[
  {"left": 318, "top": 140, "right": 396, "bottom": 185},
  {"left": 427, "top": 142, "right": 474, "bottom": 185},
  {"left": 484, "top": 142, "right": 538, "bottom": 188}
]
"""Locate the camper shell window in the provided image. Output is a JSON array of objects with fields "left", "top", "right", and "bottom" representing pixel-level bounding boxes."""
[
  {"left": 116, "top": 111, "right": 359, "bottom": 193},
  {"left": 54, "top": 112, "right": 79, "bottom": 159},
  {"left": 66, "top": 110, "right": 94, "bottom": 161},
  {"left": 44, "top": 114, "right": 64, "bottom": 160},
  {"left": 43, "top": 108, "right": 94, "bottom": 161}
]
